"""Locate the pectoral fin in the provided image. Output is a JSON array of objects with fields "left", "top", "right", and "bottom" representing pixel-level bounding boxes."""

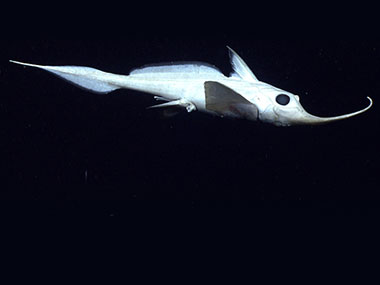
[{"left": 205, "top": 81, "right": 258, "bottom": 120}]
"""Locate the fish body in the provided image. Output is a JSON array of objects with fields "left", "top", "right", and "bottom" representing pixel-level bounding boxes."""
[{"left": 10, "top": 47, "right": 372, "bottom": 126}]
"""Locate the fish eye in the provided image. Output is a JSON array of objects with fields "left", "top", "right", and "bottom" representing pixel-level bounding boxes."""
[{"left": 276, "top": 94, "right": 290, "bottom": 106}]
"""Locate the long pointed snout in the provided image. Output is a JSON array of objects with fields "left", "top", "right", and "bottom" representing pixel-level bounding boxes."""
[{"left": 297, "top": 97, "right": 373, "bottom": 125}]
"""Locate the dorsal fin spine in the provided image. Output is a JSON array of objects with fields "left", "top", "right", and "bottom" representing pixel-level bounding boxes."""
[{"left": 227, "top": 46, "right": 259, "bottom": 82}]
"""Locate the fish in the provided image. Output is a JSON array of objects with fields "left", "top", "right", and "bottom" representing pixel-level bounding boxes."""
[{"left": 10, "top": 46, "right": 373, "bottom": 127}]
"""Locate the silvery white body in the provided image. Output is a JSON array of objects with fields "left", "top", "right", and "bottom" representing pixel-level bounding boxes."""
[{"left": 10, "top": 47, "right": 372, "bottom": 126}]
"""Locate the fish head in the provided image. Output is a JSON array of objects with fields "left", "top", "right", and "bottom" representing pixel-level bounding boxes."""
[{"left": 256, "top": 85, "right": 373, "bottom": 127}]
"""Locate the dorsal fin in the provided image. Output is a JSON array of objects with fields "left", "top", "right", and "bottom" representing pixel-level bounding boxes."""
[
  {"left": 227, "top": 46, "right": 259, "bottom": 82},
  {"left": 130, "top": 62, "right": 223, "bottom": 76}
]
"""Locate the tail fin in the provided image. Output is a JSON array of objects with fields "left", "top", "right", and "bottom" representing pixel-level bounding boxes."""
[{"left": 10, "top": 60, "right": 120, "bottom": 94}]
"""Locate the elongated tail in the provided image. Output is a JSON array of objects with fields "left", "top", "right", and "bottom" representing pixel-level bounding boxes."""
[{"left": 9, "top": 60, "right": 124, "bottom": 94}]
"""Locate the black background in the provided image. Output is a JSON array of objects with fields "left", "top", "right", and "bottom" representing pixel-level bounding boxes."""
[{"left": 1, "top": 40, "right": 380, "bottom": 219}]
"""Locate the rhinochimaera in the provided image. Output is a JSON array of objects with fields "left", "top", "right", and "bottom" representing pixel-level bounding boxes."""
[{"left": 10, "top": 47, "right": 373, "bottom": 127}]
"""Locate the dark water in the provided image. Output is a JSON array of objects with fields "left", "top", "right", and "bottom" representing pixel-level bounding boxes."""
[{"left": 1, "top": 40, "right": 380, "bottom": 219}]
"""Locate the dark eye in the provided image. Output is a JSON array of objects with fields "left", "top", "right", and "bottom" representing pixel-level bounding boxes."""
[{"left": 276, "top": 94, "right": 290, "bottom": 106}]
